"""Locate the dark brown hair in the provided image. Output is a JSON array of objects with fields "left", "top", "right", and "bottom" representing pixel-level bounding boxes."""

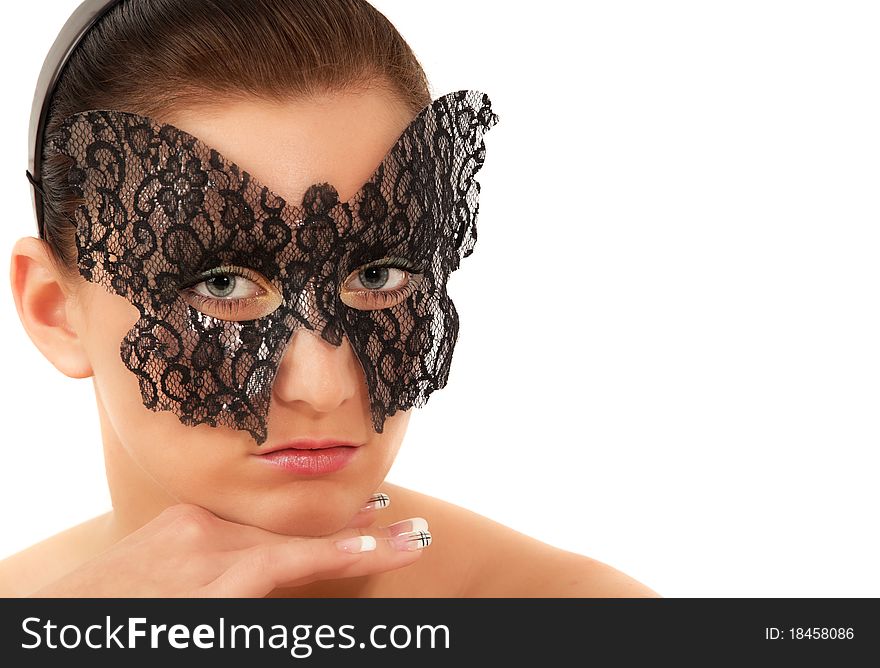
[{"left": 39, "top": 0, "right": 431, "bottom": 281}]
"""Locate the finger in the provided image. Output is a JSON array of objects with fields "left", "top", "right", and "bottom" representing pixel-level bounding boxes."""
[
  {"left": 344, "top": 492, "right": 391, "bottom": 529},
  {"left": 275, "top": 520, "right": 433, "bottom": 589},
  {"left": 199, "top": 534, "right": 372, "bottom": 597},
  {"left": 201, "top": 521, "right": 433, "bottom": 597},
  {"left": 376, "top": 516, "right": 429, "bottom": 539},
  {"left": 153, "top": 505, "right": 300, "bottom": 553}
]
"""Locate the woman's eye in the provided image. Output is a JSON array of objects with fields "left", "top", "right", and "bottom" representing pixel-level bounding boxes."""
[
  {"left": 193, "top": 274, "right": 257, "bottom": 300},
  {"left": 180, "top": 266, "right": 282, "bottom": 322},
  {"left": 351, "top": 266, "right": 407, "bottom": 292},
  {"left": 340, "top": 259, "right": 424, "bottom": 311}
]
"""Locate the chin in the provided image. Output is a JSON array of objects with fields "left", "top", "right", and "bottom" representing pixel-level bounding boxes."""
[
  {"left": 222, "top": 486, "right": 359, "bottom": 537},
  {"left": 256, "top": 510, "right": 351, "bottom": 537},
  {"left": 283, "top": 518, "right": 346, "bottom": 537}
]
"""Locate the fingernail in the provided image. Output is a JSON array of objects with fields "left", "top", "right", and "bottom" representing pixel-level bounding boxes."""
[
  {"left": 389, "top": 529, "right": 432, "bottom": 551},
  {"left": 361, "top": 492, "right": 390, "bottom": 512},
  {"left": 335, "top": 535, "right": 377, "bottom": 553},
  {"left": 378, "top": 516, "right": 429, "bottom": 537}
]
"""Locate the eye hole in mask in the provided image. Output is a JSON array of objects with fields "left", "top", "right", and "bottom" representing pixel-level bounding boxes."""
[
  {"left": 179, "top": 265, "right": 283, "bottom": 322},
  {"left": 340, "top": 256, "right": 426, "bottom": 311}
]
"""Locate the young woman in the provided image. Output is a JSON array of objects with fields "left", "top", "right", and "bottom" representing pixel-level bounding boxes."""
[{"left": 2, "top": 0, "right": 659, "bottom": 598}]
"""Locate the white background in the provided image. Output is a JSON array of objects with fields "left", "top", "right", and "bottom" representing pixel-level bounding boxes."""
[{"left": 1, "top": 0, "right": 878, "bottom": 597}]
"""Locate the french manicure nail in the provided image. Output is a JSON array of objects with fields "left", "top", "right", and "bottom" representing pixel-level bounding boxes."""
[
  {"left": 361, "top": 492, "right": 390, "bottom": 512},
  {"left": 335, "top": 535, "right": 377, "bottom": 553},
  {"left": 389, "top": 529, "right": 432, "bottom": 551},
  {"left": 379, "top": 516, "right": 429, "bottom": 537}
]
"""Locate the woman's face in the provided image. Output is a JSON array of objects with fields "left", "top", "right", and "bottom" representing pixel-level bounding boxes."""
[{"left": 65, "top": 88, "right": 418, "bottom": 536}]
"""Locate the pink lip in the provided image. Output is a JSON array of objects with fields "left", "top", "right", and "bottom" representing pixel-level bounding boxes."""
[
  {"left": 254, "top": 438, "right": 364, "bottom": 476},
  {"left": 259, "top": 437, "right": 364, "bottom": 454}
]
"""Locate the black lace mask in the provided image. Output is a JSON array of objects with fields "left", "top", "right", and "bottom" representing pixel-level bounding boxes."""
[{"left": 45, "top": 89, "right": 499, "bottom": 445}]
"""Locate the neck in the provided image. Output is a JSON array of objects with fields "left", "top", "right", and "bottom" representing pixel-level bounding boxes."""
[
  {"left": 103, "top": 456, "right": 174, "bottom": 540},
  {"left": 98, "top": 405, "right": 178, "bottom": 545}
]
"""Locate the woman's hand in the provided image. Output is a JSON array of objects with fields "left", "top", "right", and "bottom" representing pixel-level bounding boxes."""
[{"left": 28, "top": 495, "right": 431, "bottom": 597}]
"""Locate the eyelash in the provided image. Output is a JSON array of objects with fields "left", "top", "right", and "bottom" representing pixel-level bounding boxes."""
[
  {"left": 180, "top": 265, "right": 273, "bottom": 320},
  {"left": 179, "top": 255, "right": 424, "bottom": 320},
  {"left": 345, "top": 257, "right": 424, "bottom": 307},
  {"left": 354, "top": 256, "right": 423, "bottom": 275}
]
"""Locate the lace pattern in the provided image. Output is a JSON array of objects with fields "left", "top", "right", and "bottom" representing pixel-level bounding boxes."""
[{"left": 46, "top": 90, "right": 499, "bottom": 444}]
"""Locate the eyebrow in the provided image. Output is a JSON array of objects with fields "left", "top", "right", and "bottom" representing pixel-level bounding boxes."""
[{"left": 54, "top": 89, "right": 486, "bottom": 216}]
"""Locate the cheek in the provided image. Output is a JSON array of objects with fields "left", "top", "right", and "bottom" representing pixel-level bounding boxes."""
[
  {"left": 81, "top": 289, "right": 142, "bottom": 415},
  {"left": 81, "top": 289, "right": 241, "bottom": 494},
  {"left": 370, "top": 409, "right": 409, "bottom": 468}
]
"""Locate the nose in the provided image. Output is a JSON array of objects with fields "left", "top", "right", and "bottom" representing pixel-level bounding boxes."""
[{"left": 271, "top": 324, "right": 362, "bottom": 415}]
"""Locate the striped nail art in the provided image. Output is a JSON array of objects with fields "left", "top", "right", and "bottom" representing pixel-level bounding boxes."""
[
  {"left": 361, "top": 492, "right": 391, "bottom": 511},
  {"left": 389, "top": 529, "right": 432, "bottom": 551}
]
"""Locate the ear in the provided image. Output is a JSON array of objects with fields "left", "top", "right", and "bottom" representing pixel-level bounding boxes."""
[{"left": 9, "top": 236, "right": 93, "bottom": 379}]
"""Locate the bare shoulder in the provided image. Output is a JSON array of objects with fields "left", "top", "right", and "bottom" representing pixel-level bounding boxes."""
[
  {"left": 0, "top": 513, "right": 111, "bottom": 597},
  {"left": 382, "top": 483, "right": 661, "bottom": 598},
  {"left": 474, "top": 537, "right": 664, "bottom": 598}
]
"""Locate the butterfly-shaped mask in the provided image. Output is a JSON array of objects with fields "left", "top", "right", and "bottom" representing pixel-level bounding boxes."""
[{"left": 45, "top": 89, "right": 499, "bottom": 444}]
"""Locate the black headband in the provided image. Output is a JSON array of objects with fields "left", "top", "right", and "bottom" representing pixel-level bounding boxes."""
[{"left": 27, "top": 0, "right": 128, "bottom": 240}]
